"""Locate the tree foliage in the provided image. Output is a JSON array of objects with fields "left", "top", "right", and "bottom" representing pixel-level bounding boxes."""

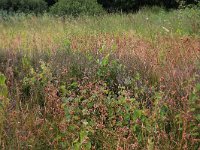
[
  {"left": 0, "top": 0, "right": 199, "bottom": 14},
  {"left": 50, "top": 0, "right": 104, "bottom": 16},
  {"left": 0, "top": 0, "right": 47, "bottom": 13},
  {"left": 97, "top": 0, "right": 199, "bottom": 12}
]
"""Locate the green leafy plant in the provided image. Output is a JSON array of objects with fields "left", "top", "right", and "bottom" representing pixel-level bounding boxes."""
[{"left": 0, "top": 73, "right": 9, "bottom": 142}]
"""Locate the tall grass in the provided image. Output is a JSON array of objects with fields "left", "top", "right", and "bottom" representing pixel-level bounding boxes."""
[{"left": 0, "top": 7, "right": 200, "bottom": 149}]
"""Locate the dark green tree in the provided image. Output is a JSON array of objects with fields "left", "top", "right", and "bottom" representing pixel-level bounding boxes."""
[
  {"left": 50, "top": 0, "right": 104, "bottom": 16},
  {"left": 0, "top": 0, "right": 47, "bottom": 13},
  {"left": 97, "top": 0, "right": 198, "bottom": 12}
]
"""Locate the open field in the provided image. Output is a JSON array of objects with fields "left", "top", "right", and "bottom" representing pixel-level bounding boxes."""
[{"left": 0, "top": 8, "right": 200, "bottom": 149}]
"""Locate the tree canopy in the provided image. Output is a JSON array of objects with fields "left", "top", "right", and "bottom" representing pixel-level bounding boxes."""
[{"left": 0, "top": 0, "right": 199, "bottom": 14}]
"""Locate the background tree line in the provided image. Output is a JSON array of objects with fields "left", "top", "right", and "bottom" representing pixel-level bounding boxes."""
[{"left": 0, "top": 0, "right": 199, "bottom": 15}]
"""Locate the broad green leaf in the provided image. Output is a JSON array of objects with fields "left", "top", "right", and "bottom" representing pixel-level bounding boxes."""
[{"left": 0, "top": 73, "right": 6, "bottom": 85}]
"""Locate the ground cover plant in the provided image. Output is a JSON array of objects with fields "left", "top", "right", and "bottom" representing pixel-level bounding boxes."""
[{"left": 0, "top": 7, "right": 200, "bottom": 149}]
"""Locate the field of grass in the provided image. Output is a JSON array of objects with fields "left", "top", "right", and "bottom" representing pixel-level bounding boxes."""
[{"left": 0, "top": 7, "right": 200, "bottom": 149}]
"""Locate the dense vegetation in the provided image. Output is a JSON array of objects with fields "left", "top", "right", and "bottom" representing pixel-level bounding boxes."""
[
  {"left": 0, "top": 0, "right": 199, "bottom": 15},
  {"left": 0, "top": 7, "right": 200, "bottom": 149},
  {"left": 50, "top": 0, "right": 105, "bottom": 16},
  {"left": 0, "top": 0, "right": 48, "bottom": 13},
  {"left": 98, "top": 0, "right": 199, "bottom": 11}
]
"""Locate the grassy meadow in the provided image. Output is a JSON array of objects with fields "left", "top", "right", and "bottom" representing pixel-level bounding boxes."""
[{"left": 0, "top": 7, "right": 200, "bottom": 149}]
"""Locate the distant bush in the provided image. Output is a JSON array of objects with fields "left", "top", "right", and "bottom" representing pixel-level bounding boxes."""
[
  {"left": 0, "top": 0, "right": 47, "bottom": 13},
  {"left": 19, "top": 0, "right": 47, "bottom": 13},
  {"left": 97, "top": 0, "right": 199, "bottom": 12},
  {"left": 50, "top": 0, "right": 105, "bottom": 16}
]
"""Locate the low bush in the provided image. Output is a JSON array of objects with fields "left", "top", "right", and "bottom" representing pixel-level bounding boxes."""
[{"left": 50, "top": 0, "right": 105, "bottom": 16}]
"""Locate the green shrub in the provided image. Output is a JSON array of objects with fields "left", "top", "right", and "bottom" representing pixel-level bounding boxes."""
[
  {"left": 0, "top": 0, "right": 47, "bottom": 13},
  {"left": 0, "top": 73, "right": 9, "bottom": 141},
  {"left": 18, "top": 0, "right": 47, "bottom": 13},
  {"left": 0, "top": 0, "right": 8, "bottom": 10},
  {"left": 50, "top": 0, "right": 104, "bottom": 16}
]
